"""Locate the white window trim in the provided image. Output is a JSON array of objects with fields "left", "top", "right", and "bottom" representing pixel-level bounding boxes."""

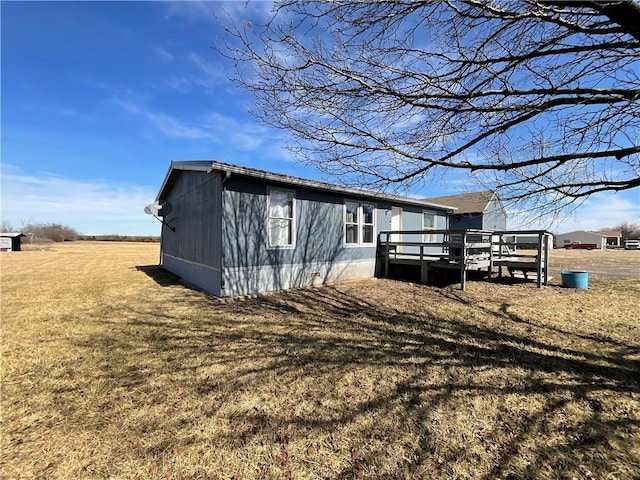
[
  {"left": 267, "top": 187, "right": 296, "bottom": 249},
  {"left": 422, "top": 210, "right": 437, "bottom": 243},
  {"left": 344, "top": 200, "right": 376, "bottom": 247}
]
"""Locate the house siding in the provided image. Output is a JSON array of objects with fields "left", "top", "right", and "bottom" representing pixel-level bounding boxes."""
[
  {"left": 483, "top": 196, "right": 507, "bottom": 230},
  {"left": 447, "top": 195, "right": 506, "bottom": 230},
  {"left": 220, "top": 176, "right": 449, "bottom": 296},
  {"left": 221, "top": 177, "right": 372, "bottom": 296},
  {"left": 155, "top": 165, "right": 451, "bottom": 297},
  {"left": 450, "top": 213, "right": 483, "bottom": 230},
  {"left": 382, "top": 206, "right": 448, "bottom": 255},
  {"left": 159, "top": 170, "right": 223, "bottom": 295}
]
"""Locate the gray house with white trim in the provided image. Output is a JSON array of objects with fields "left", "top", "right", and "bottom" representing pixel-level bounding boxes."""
[{"left": 154, "top": 161, "right": 454, "bottom": 296}]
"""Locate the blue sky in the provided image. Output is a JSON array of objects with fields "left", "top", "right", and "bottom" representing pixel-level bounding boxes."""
[{"left": 2, "top": 1, "right": 638, "bottom": 235}]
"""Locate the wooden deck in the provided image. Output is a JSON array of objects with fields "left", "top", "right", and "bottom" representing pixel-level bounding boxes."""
[{"left": 378, "top": 229, "right": 552, "bottom": 290}]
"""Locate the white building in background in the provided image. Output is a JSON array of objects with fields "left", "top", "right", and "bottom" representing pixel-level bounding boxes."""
[{"left": 554, "top": 230, "right": 622, "bottom": 249}]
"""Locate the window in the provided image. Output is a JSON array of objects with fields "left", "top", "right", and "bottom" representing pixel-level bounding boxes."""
[
  {"left": 345, "top": 201, "right": 359, "bottom": 244},
  {"left": 362, "top": 203, "right": 375, "bottom": 244},
  {"left": 423, "top": 211, "right": 436, "bottom": 243},
  {"left": 268, "top": 189, "right": 295, "bottom": 248},
  {"left": 345, "top": 201, "right": 375, "bottom": 245}
]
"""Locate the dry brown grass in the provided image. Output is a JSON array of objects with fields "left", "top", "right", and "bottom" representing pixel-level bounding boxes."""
[{"left": 1, "top": 242, "right": 639, "bottom": 479}]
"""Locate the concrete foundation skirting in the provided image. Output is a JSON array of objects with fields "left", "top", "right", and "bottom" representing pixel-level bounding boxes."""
[
  {"left": 222, "top": 258, "right": 376, "bottom": 297},
  {"left": 162, "top": 253, "right": 222, "bottom": 296}
]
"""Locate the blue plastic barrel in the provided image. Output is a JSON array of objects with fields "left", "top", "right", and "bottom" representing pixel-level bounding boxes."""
[{"left": 561, "top": 271, "right": 589, "bottom": 290}]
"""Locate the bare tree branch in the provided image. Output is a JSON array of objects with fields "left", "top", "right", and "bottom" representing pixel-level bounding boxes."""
[{"left": 219, "top": 0, "right": 640, "bottom": 221}]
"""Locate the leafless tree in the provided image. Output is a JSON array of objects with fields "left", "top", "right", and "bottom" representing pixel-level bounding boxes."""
[
  {"left": 221, "top": 0, "right": 640, "bottom": 220},
  {"left": 0, "top": 221, "right": 15, "bottom": 233},
  {"left": 613, "top": 221, "right": 640, "bottom": 238},
  {"left": 23, "top": 223, "right": 79, "bottom": 242}
]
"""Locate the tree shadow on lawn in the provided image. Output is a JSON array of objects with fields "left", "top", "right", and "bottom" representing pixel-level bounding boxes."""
[{"left": 74, "top": 280, "right": 640, "bottom": 479}]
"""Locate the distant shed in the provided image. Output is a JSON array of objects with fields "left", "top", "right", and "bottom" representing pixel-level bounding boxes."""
[{"left": 0, "top": 233, "right": 25, "bottom": 252}]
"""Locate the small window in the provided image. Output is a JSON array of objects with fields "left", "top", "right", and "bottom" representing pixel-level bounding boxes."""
[
  {"left": 268, "top": 189, "right": 295, "bottom": 248},
  {"left": 423, "top": 211, "right": 436, "bottom": 243},
  {"left": 345, "top": 201, "right": 376, "bottom": 245},
  {"left": 362, "top": 203, "right": 375, "bottom": 244},
  {"left": 345, "top": 201, "right": 359, "bottom": 244}
]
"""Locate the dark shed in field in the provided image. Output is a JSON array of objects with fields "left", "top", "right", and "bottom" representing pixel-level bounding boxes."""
[
  {"left": 423, "top": 191, "right": 507, "bottom": 230},
  {"left": 154, "top": 161, "right": 456, "bottom": 297},
  {"left": 0, "top": 233, "right": 25, "bottom": 252}
]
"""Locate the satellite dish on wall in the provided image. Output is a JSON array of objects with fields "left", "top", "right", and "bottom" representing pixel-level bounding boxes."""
[
  {"left": 144, "top": 201, "right": 175, "bottom": 231},
  {"left": 144, "top": 201, "right": 172, "bottom": 217},
  {"left": 144, "top": 204, "right": 156, "bottom": 215}
]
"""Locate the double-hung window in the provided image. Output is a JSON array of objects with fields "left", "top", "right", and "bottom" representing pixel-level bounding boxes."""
[
  {"left": 362, "top": 203, "right": 375, "bottom": 244},
  {"left": 423, "top": 211, "right": 436, "bottom": 243},
  {"left": 268, "top": 189, "right": 295, "bottom": 248},
  {"left": 345, "top": 201, "right": 359, "bottom": 244},
  {"left": 345, "top": 201, "right": 375, "bottom": 245}
]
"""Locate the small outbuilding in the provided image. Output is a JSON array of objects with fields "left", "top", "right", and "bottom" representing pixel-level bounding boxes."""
[
  {"left": 0, "top": 233, "right": 25, "bottom": 252},
  {"left": 423, "top": 191, "right": 507, "bottom": 230}
]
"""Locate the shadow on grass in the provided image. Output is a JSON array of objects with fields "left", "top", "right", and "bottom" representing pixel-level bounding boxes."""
[
  {"left": 73, "top": 279, "right": 640, "bottom": 479},
  {"left": 134, "top": 265, "right": 183, "bottom": 287}
]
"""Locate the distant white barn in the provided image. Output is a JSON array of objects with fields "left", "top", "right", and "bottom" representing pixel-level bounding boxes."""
[{"left": 553, "top": 230, "right": 620, "bottom": 249}]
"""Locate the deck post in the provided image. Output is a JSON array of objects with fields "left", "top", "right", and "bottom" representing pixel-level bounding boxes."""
[
  {"left": 489, "top": 233, "right": 494, "bottom": 281},
  {"left": 384, "top": 233, "right": 389, "bottom": 279},
  {"left": 496, "top": 233, "right": 503, "bottom": 278},
  {"left": 419, "top": 245, "right": 431, "bottom": 284},
  {"left": 543, "top": 232, "right": 550, "bottom": 286},
  {"left": 536, "top": 232, "right": 543, "bottom": 288},
  {"left": 460, "top": 231, "right": 467, "bottom": 290}
]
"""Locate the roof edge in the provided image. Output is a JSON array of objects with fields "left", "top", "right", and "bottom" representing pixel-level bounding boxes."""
[{"left": 156, "top": 160, "right": 458, "bottom": 211}]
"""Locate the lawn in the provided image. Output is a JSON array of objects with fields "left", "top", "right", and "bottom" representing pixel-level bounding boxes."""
[{"left": 1, "top": 242, "right": 639, "bottom": 479}]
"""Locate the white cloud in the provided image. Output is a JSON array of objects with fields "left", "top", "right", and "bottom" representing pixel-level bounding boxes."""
[
  {"left": 555, "top": 192, "right": 640, "bottom": 232},
  {"left": 509, "top": 191, "right": 640, "bottom": 233},
  {"left": 111, "top": 96, "right": 288, "bottom": 155},
  {"left": 162, "top": 1, "right": 275, "bottom": 25},
  {"left": 164, "top": 51, "right": 230, "bottom": 92},
  {"left": 111, "top": 97, "right": 218, "bottom": 141},
  {"left": 1, "top": 165, "right": 159, "bottom": 235},
  {"left": 154, "top": 46, "right": 175, "bottom": 62},
  {"left": 149, "top": 111, "right": 219, "bottom": 141},
  {"left": 188, "top": 52, "right": 222, "bottom": 78},
  {"left": 162, "top": 1, "right": 217, "bottom": 23}
]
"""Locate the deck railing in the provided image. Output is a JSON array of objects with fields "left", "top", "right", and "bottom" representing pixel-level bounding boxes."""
[{"left": 378, "top": 229, "right": 553, "bottom": 289}]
